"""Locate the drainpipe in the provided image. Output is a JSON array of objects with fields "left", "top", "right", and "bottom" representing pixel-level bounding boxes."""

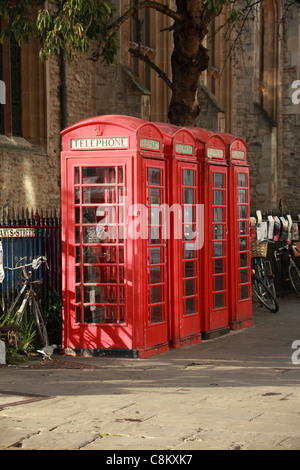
[{"left": 59, "top": 48, "right": 68, "bottom": 131}]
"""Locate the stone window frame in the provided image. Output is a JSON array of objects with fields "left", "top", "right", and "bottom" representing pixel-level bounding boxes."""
[{"left": 0, "top": 17, "right": 46, "bottom": 151}]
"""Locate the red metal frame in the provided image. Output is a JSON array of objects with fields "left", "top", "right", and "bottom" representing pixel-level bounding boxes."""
[
  {"left": 143, "top": 159, "right": 169, "bottom": 350},
  {"left": 60, "top": 115, "right": 253, "bottom": 358},
  {"left": 153, "top": 125, "right": 202, "bottom": 347},
  {"left": 223, "top": 135, "right": 253, "bottom": 329},
  {"left": 192, "top": 131, "right": 229, "bottom": 337},
  {"left": 171, "top": 129, "right": 201, "bottom": 346},
  {"left": 61, "top": 116, "right": 170, "bottom": 358}
]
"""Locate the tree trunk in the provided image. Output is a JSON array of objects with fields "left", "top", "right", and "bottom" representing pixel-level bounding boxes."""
[{"left": 168, "top": 0, "right": 210, "bottom": 126}]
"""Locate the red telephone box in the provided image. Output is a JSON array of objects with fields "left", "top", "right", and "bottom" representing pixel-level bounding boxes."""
[
  {"left": 222, "top": 134, "right": 253, "bottom": 329},
  {"left": 60, "top": 114, "right": 252, "bottom": 358},
  {"left": 60, "top": 115, "right": 170, "bottom": 358},
  {"left": 153, "top": 124, "right": 203, "bottom": 347},
  {"left": 191, "top": 129, "right": 229, "bottom": 338},
  {"left": 169, "top": 128, "right": 201, "bottom": 347}
]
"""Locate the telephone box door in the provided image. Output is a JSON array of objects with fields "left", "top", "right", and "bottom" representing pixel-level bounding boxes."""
[
  {"left": 143, "top": 159, "right": 169, "bottom": 350},
  {"left": 178, "top": 161, "right": 201, "bottom": 339},
  {"left": 207, "top": 165, "right": 229, "bottom": 331},
  {"left": 64, "top": 159, "right": 132, "bottom": 351},
  {"left": 229, "top": 166, "right": 252, "bottom": 327}
]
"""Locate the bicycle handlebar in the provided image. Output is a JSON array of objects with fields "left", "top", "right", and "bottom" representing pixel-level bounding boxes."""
[
  {"left": 5, "top": 256, "right": 48, "bottom": 271},
  {"left": 274, "top": 243, "right": 299, "bottom": 260},
  {"left": 32, "top": 256, "right": 48, "bottom": 270}
]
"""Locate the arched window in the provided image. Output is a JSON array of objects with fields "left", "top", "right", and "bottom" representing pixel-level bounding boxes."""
[
  {"left": 0, "top": 18, "right": 46, "bottom": 149},
  {"left": 259, "top": 0, "right": 278, "bottom": 122},
  {"left": 130, "top": 0, "right": 151, "bottom": 90},
  {"left": 0, "top": 28, "right": 22, "bottom": 137}
]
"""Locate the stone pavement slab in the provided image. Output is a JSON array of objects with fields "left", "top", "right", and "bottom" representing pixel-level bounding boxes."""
[{"left": 0, "top": 297, "right": 299, "bottom": 451}]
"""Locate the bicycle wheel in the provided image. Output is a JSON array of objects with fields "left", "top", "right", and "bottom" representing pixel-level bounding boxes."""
[
  {"left": 289, "top": 262, "right": 300, "bottom": 298},
  {"left": 252, "top": 274, "right": 279, "bottom": 313},
  {"left": 30, "top": 298, "right": 49, "bottom": 346},
  {"left": 263, "top": 259, "right": 277, "bottom": 298}
]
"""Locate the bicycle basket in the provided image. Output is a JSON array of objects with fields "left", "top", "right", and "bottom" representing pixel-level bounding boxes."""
[
  {"left": 292, "top": 242, "right": 300, "bottom": 258},
  {"left": 251, "top": 240, "right": 268, "bottom": 258}
]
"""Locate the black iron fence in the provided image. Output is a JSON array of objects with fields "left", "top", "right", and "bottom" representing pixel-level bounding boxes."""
[
  {"left": 0, "top": 206, "right": 298, "bottom": 310},
  {"left": 0, "top": 207, "right": 61, "bottom": 309}
]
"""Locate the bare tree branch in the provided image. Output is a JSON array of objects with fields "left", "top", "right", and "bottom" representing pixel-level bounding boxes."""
[
  {"left": 129, "top": 46, "right": 173, "bottom": 90},
  {"left": 109, "top": 0, "right": 182, "bottom": 31},
  {"left": 217, "top": 0, "right": 300, "bottom": 76},
  {"left": 91, "top": 0, "right": 182, "bottom": 61}
]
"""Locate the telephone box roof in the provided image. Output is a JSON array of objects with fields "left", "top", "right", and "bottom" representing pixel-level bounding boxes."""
[{"left": 61, "top": 114, "right": 147, "bottom": 135}]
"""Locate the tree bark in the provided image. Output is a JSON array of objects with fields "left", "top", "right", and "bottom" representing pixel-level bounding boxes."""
[
  {"left": 168, "top": 0, "right": 211, "bottom": 125},
  {"left": 93, "top": 0, "right": 214, "bottom": 126}
]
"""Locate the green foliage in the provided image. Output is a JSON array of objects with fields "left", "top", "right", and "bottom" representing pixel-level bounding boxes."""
[
  {"left": 5, "top": 345, "right": 18, "bottom": 365},
  {"left": 0, "top": 0, "right": 117, "bottom": 64},
  {"left": 201, "top": 0, "right": 244, "bottom": 24},
  {"left": 0, "top": 302, "right": 36, "bottom": 363},
  {"left": 18, "top": 312, "right": 37, "bottom": 352},
  {"left": 227, "top": 8, "right": 244, "bottom": 24},
  {"left": 0, "top": 0, "right": 247, "bottom": 65},
  {"left": 0, "top": 297, "right": 16, "bottom": 327},
  {"left": 0, "top": 0, "right": 45, "bottom": 45},
  {"left": 0, "top": 290, "right": 62, "bottom": 363},
  {"left": 37, "top": 0, "right": 117, "bottom": 62},
  {"left": 201, "top": 0, "right": 230, "bottom": 16}
]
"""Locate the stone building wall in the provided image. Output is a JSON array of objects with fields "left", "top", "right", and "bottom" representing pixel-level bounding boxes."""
[
  {"left": 238, "top": 2, "right": 300, "bottom": 210},
  {"left": 1, "top": 0, "right": 299, "bottom": 212},
  {"left": 0, "top": 137, "right": 61, "bottom": 208},
  {"left": 46, "top": 52, "right": 97, "bottom": 160},
  {"left": 96, "top": 64, "right": 151, "bottom": 120},
  {"left": 0, "top": 49, "right": 97, "bottom": 210},
  {"left": 197, "top": 0, "right": 300, "bottom": 211},
  {"left": 277, "top": 5, "right": 300, "bottom": 211}
]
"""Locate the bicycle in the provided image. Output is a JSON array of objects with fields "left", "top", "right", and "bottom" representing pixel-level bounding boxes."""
[
  {"left": 251, "top": 256, "right": 277, "bottom": 298},
  {"left": 0, "top": 256, "right": 49, "bottom": 347},
  {"left": 251, "top": 271, "right": 279, "bottom": 313},
  {"left": 274, "top": 243, "right": 300, "bottom": 298}
]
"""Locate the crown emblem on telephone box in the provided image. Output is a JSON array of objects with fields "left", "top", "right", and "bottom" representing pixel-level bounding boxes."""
[{"left": 94, "top": 126, "right": 104, "bottom": 136}]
